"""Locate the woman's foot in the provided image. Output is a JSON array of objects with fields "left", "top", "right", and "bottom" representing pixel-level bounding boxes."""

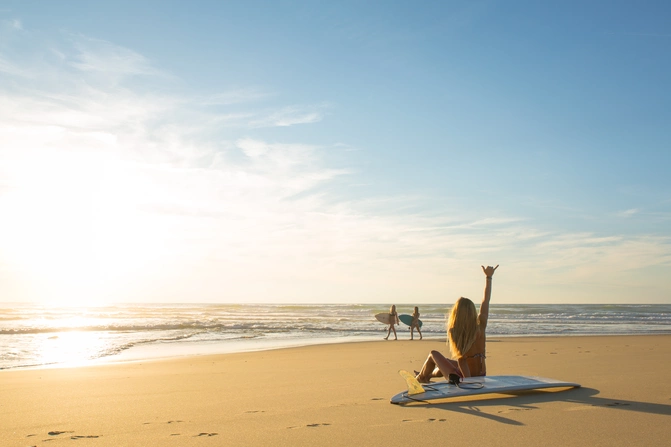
[
  {"left": 415, "top": 372, "right": 431, "bottom": 384},
  {"left": 384, "top": 337, "right": 388, "bottom": 340}
]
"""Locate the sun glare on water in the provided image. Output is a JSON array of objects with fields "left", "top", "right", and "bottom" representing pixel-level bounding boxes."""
[
  {"left": 12, "top": 310, "right": 114, "bottom": 368},
  {"left": 37, "top": 330, "right": 109, "bottom": 368}
]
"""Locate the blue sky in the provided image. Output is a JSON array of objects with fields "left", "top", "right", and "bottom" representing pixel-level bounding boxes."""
[{"left": 0, "top": 1, "right": 670, "bottom": 305}]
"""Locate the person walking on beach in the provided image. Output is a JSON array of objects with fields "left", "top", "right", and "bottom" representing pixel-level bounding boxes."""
[
  {"left": 415, "top": 265, "right": 498, "bottom": 381},
  {"left": 410, "top": 306, "right": 422, "bottom": 340},
  {"left": 384, "top": 305, "right": 400, "bottom": 340}
]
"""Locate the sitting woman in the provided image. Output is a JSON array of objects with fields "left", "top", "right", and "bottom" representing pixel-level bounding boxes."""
[{"left": 415, "top": 265, "right": 498, "bottom": 382}]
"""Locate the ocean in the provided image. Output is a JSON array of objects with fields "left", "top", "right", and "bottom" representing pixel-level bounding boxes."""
[{"left": 1, "top": 303, "right": 670, "bottom": 370}]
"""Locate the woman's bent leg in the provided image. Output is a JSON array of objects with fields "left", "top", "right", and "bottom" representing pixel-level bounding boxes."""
[
  {"left": 415, "top": 353, "right": 436, "bottom": 383},
  {"left": 416, "top": 350, "right": 458, "bottom": 382},
  {"left": 429, "top": 350, "right": 460, "bottom": 377}
]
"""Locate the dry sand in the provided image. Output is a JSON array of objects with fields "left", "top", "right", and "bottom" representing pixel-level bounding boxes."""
[{"left": 2, "top": 335, "right": 671, "bottom": 446}]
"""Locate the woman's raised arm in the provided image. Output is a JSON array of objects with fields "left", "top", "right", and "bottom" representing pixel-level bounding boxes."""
[{"left": 478, "top": 265, "right": 499, "bottom": 329}]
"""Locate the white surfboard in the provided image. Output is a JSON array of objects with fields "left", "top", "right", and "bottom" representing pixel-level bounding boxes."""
[
  {"left": 375, "top": 313, "right": 392, "bottom": 324},
  {"left": 391, "top": 371, "right": 580, "bottom": 404}
]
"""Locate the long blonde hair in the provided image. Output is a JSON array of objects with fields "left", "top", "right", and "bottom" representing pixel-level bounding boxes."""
[{"left": 446, "top": 297, "right": 478, "bottom": 358}]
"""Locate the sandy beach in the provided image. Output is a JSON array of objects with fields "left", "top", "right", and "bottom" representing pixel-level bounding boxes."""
[{"left": 2, "top": 335, "right": 671, "bottom": 446}]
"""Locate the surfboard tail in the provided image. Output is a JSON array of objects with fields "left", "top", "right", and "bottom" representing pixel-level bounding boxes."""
[{"left": 398, "top": 370, "right": 425, "bottom": 395}]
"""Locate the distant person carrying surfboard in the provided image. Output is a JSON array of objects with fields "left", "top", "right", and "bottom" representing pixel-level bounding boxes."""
[
  {"left": 398, "top": 309, "right": 423, "bottom": 338},
  {"left": 415, "top": 265, "right": 499, "bottom": 382},
  {"left": 384, "top": 305, "right": 400, "bottom": 340},
  {"left": 410, "top": 307, "right": 422, "bottom": 340}
]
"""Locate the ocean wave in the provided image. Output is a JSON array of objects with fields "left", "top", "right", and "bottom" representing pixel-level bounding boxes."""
[{"left": 3, "top": 303, "right": 671, "bottom": 370}]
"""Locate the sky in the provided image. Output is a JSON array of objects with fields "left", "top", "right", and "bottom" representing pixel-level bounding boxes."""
[{"left": 0, "top": 1, "right": 670, "bottom": 305}]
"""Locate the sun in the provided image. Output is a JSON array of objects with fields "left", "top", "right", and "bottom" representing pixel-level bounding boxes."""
[{"left": 0, "top": 145, "right": 181, "bottom": 306}]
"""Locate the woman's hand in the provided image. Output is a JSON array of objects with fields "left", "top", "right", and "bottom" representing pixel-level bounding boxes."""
[{"left": 481, "top": 265, "right": 499, "bottom": 277}]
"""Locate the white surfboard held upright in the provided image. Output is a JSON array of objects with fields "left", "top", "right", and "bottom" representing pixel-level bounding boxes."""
[{"left": 391, "top": 373, "right": 580, "bottom": 404}]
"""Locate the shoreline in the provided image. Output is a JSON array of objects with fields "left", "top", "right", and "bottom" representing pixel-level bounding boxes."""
[{"left": 5, "top": 331, "right": 671, "bottom": 372}]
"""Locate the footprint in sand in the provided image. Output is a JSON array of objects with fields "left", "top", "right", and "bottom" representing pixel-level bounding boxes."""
[
  {"left": 43, "top": 431, "right": 100, "bottom": 442},
  {"left": 402, "top": 419, "right": 447, "bottom": 423},
  {"left": 288, "top": 423, "right": 331, "bottom": 429},
  {"left": 194, "top": 432, "right": 218, "bottom": 437},
  {"left": 244, "top": 410, "right": 265, "bottom": 413},
  {"left": 144, "top": 420, "right": 184, "bottom": 425}
]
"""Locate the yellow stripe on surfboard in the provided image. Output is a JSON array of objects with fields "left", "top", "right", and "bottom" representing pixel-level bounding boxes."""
[{"left": 398, "top": 370, "right": 425, "bottom": 395}]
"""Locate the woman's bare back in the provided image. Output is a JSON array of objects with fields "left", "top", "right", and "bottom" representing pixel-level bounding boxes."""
[{"left": 462, "top": 328, "right": 486, "bottom": 376}]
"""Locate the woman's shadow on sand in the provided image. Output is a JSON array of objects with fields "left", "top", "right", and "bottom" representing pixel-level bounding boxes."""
[{"left": 400, "top": 387, "right": 671, "bottom": 425}]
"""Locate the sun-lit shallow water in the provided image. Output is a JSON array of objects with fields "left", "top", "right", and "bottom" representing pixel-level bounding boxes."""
[{"left": 2, "top": 303, "right": 670, "bottom": 370}]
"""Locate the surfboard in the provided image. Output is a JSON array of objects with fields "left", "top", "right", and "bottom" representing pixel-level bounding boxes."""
[
  {"left": 391, "top": 370, "right": 580, "bottom": 404},
  {"left": 398, "top": 314, "right": 422, "bottom": 328},
  {"left": 375, "top": 313, "right": 392, "bottom": 324}
]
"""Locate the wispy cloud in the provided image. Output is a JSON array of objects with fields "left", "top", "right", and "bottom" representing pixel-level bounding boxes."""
[
  {"left": 250, "top": 105, "right": 326, "bottom": 127},
  {"left": 199, "top": 88, "right": 273, "bottom": 106},
  {"left": 1, "top": 18, "right": 22, "bottom": 30},
  {"left": 0, "top": 56, "right": 31, "bottom": 77},
  {"left": 69, "top": 34, "right": 161, "bottom": 78},
  {"left": 618, "top": 208, "right": 639, "bottom": 217}
]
